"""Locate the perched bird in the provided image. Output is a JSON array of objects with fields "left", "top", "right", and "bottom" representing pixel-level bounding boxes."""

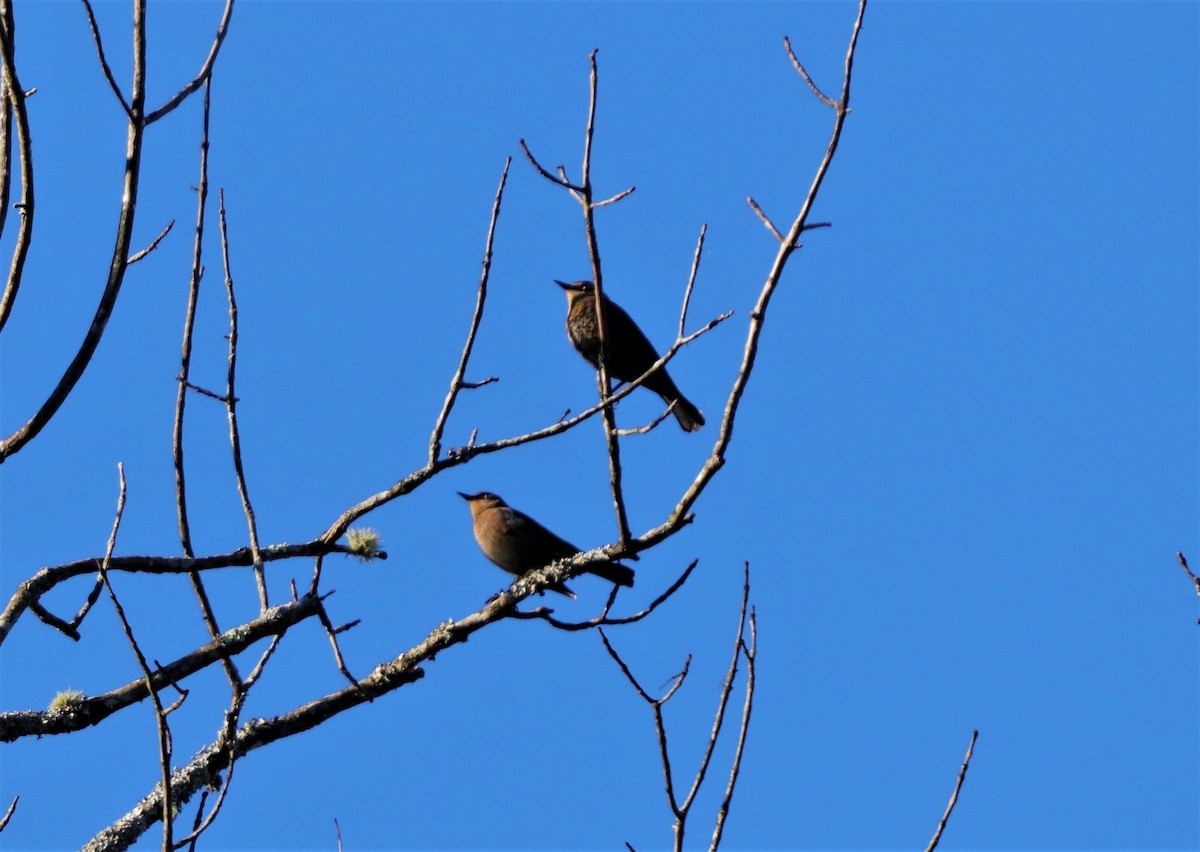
[
  {"left": 458, "top": 491, "right": 634, "bottom": 598},
  {"left": 556, "top": 280, "right": 705, "bottom": 432}
]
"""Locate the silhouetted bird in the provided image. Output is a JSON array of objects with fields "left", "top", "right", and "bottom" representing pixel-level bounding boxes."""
[
  {"left": 556, "top": 280, "right": 705, "bottom": 432},
  {"left": 458, "top": 491, "right": 634, "bottom": 598}
]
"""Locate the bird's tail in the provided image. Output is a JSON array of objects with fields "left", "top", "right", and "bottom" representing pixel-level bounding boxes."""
[
  {"left": 588, "top": 561, "right": 635, "bottom": 588},
  {"left": 670, "top": 396, "right": 705, "bottom": 432}
]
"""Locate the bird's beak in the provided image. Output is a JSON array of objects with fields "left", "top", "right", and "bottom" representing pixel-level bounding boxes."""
[
  {"left": 457, "top": 492, "right": 473, "bottom": 501},
  {"left": 554, "top": 280, "right": 575, "bottom": 292}
]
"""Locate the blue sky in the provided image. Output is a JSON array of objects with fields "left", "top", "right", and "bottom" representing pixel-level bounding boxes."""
[{"left": 0, "top": 1, "right": 1197, "bottom": 850}]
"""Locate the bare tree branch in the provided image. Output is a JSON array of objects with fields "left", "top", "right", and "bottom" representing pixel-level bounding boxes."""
[
  {"left": 710, "top": 598, "right": 756, "bottom": 850},
  {"left": 594, "top": 185, "right": 636, "bottom": 207},
  {"left": 602, "top": 563, "right": 757, "bottom": 852},
  {"left": 315, "top": 310, "right": 729, "bottom": 551},
  {"left": 172, "top": 75, "right": 243, "bottom": 692},
  {"left": 0, "top": 52, "right": 11, "bottom": 247},
  {"left": 94, "top": 464, "right": 177, "bottom": 848},
  {"left": 217, "top": 189, "right": 268, "bottom": 611},
  {"left": 636, "top": 0, "right": 867, "bottom": 554},
  {"left": 925, "top": 729, "right": 979, "bottom": 852},
  {"left": 79, "top": 580, "right": 565, "bottom": 851},
  {"left": 0, "top": 541, "right": 377, "bottom": 647},
  {"left": 746, "top": 196, "right": 784, "bottom": 241},
  {"left": 126, "top": 218, "right": 174, "bottom": 264},
  {"left": 3, "top": 6, "right": 871, "bottom": 845},
  {"left": 679, "top": 563, "right": 752, "bottom": 817},
  {"left": 783, "top": 34, "right": 837, "bottom": 107},
  {"left": 511, "top": 559, "right": 699, "bottom": 630},
  {"left": 428, "top": 157, "right": 511, "bottom": 465},
  {"left": 0, "top": 0, "right": 148, "bottom": 461},
  {"left": 144, "top": 0, "right": 234, "bottom": 125},
  {"left": 0, "top": 0, "right": 35, "bottom": 334},
  {"left": 678, "top": 224, "right": 707, "bottom": 339},
  {"left": 0, "top": 795, "right": 16, "bottom": 833},
  {"left": 79, "top": 0, "right": 133, "bottom": 119},
  {"left": 518, "top": 138, "right": 584, "bottom": 192},
  {"left": 2, "top": 592, "right": 318, "bottom": 740}
]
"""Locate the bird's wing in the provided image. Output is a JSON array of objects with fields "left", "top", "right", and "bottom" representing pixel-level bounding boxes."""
[
  {"left": 604, "top": 299, "right": 664, "bottom": 382},
  {"left": 502, "top": 506, "right": 580, "bottom": 562}
]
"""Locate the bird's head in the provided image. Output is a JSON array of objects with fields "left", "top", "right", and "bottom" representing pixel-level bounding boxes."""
[
  {"left": 458, "top": 491, "right": 508, "bottom": 516},
  {"left": 554, "top": 279, "right": 595, "bottom": 304}
]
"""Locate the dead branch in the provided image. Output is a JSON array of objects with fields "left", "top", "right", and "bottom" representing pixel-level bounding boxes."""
[
  {"left": 126, "top": 219, "right": 174, "bottom": 264},
  {"left": 79, "top": 0, "right": 133, "bottom": 119},
  {"left": 0, "top": 0, "right": 35, "bottom": 334},
  {"left": 428, "top": 157, "right": 512, "bottom": 465},
  {"left": 0, "top": 0, "right": 149, "bottom": 460},
  {"left": 511, "top": 559, "right": 699, "bottom": 630},
  {"left": 94, "top": 464, "right": 176, "bottom": 848},
  {"left": 709, "top": 605, "right": 756, "bottom": 851},
  {"left": 636, "top": 0, "right": 867, "bottom": 554},
  {"left": 79, "top": 580, "right": 558, "bottom": 852},
  {"left": 144, "top": 0, "right": 234, "bottom": 125},
  {"left": 0, "top": 541, "right": 376, "bottom": 647},
  {"left": 0, "top": 795, "right": 16, "bottom": 833},
  {"left": 217, "top": 189, "right": 268, "bottom": 610},
  {"left": 925, "top": 729, "right": 979, "bottom": 852}
]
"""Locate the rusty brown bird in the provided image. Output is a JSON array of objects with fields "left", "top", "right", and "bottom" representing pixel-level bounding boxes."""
[
  {"left": 458, "top": 491, "right": 634, "bottom": 598},
  {"left": 556, "top": 280, "right": 705, "bottom": 432}
]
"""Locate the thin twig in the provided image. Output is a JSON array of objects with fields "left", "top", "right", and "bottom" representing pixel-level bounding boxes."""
[
  {"left": 169, "top": 698, "right": 241, "bottom": 848},
  {"left": 605, "top": 629, "right": 690, "bottom": 833},
  {"left": 783, "top": 35, "right": 837, "bottom": 107},
  {"left": 615, "top": 404, "right": 675, "bottom": 436},
  {"left": 593, "top": 185, "right": 636, "bottom": 208},
  {"left": 186, "top": 790, "right": 208, "bottom": 852},
  {"left": 511, "top": 559, "right": 699, "bottom": 630},
  {"left": 579, "top": 51, "right": 632, "bottom": 548},
  {"left": 0, "top": 795, "right": 16, "bottom": 833},
  {"left": 182, "top": 380, "right": 229, "bottom": 402},
  {"left": 27, "top": 599, "right": 80, "bottom": 639},
  {"left": 67, "top": 575, "right": 105, "bottom": 632},
  {"left": 218, "top": 188, "right": 268, "bottom": 611},
  {"left": 679, "top": 563, "right": 751, "bottom": 817},
  {"left": 925, "top": 730, "right": 979, "bottom": 852},
  {"left": 458, "top": 376, "right": 498, "bottom": 390},
  {"left": 127, "top": 218, "right": 174, "bottom": 264},
  {"left": 0, "top": 59, "right": 11, "bottom": 247},
  {"left": 243, "top": 634, "right": 284, "bottom": 689},
  {"left": 678, "top": 224, "right": 707, "bottom": 338},
  {"left": 523, "top": 50, "right": 632, "bottom": 545},
  {"left": 746, "top": 197, "right": 783, "bottom": 241},
  {"left": 710, "top": 579, "right": 756, "bottom": 851},
  {"left": 428, "top": 157, "right": 511, "bottom": 465},
  {"left": 79, "top": 0, "right": 133, "bottom": 119},
  {"left": 518, "top": 138, "right": 584, "bottom": 192},
  {"left": 316, "top": 602, "right": 359, "bottom": 685},
  {"left": 144, "top": 0, "right": 234, "bottom": 124},
  {"left": 173, "top": 76, "right": 241, "bottom": 688},
  {"left": 96, "top": 464, "right": 176, "bottom": 849}
]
